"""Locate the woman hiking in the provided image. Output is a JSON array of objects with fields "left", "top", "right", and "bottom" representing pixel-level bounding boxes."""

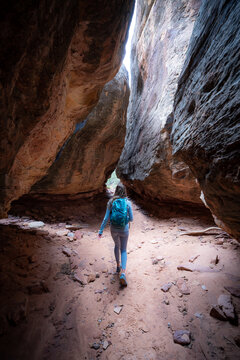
[{"left": 98, "top": 182, "right": 133, "bottom": 286}]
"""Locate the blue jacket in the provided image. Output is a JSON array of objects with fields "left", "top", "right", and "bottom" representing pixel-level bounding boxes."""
[{"left": 99, "top": 198, "right": 133, "bottom": 235}]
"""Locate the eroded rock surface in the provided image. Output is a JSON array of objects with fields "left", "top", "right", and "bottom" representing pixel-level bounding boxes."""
[
  {"left": 172, "top": 0, "right": 240, "bottom": 240},
  {"left": 0, "top": 0, "right": 134, "bottom": 217},
  {"left": 31, "top": 67, "right": 129, "bottom": 196},
  {"left": 117, "top": 0, "right": 202, "bottom": 205}
]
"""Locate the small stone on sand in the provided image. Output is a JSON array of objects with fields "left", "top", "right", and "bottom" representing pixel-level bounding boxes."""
[
  {"left": 28, "top": 221, "right": 45, "bottom": 228},
  {"left": 161, "top": 283, "right": 172, "bottom": 292},
  {"left": 114, "top": 305, "right": 123, "bottom": 314},
  {"left": 173, "top": 330, "right": 191, "bottom": 345}
]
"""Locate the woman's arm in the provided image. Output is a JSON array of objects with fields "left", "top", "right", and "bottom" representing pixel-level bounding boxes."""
[
  {"left": 99, "top": 203, "right": 111, "bottom": 235},
  {"left": 127, "top": 200, "right": 133, "bottom": 222}
]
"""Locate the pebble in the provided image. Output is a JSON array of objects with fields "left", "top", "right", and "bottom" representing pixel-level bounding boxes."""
[
  {"left": 161, "top": 283, "right": 172, "bottom": 292},
  {"left": 110, "top": 277, "right": 116, "bottom": 284},
  {"left": 90, "top": 343, "right": 100, "bottom": 350},
  {"left": 95, "top": 289, "right": 103, "bottom": 294},
  {"left": 215, "top": 239, "right": 224, "bottom": 245},
  {"left": 87, "top": 274, "right": 96, "bottom": 283},
  {"left": 28, "top": 221, "right": 45, "bottom": 228},
  {"left": 56, "top": 229, "right": 69, "bottom": 236},
  {"left": 62, "top": 247, "right": 72, "bottom": 257},
  {"left": 194, "top": 312, "right": 203, "bottom": 319},
  {"left": 74, "top": 230, "right": 84, "bottom": 240},
  {"left": 103, "top": 340, "right": 110, "bottom": 350},
  {"left": 106, "top": 322, "right": 115, "bottom": 329},
  {"left": 72, "top": 274, "right": 87, "bottom": 286},
  {"left": 178, "top": 227, "right": 187, "bottom": 231},
  {"left": 189, "top": 255, "right": 200, "bottom": 263},
  {"left": 201, "top": 285, "right": 207, "bottom": 291},
  {"left": 67, "top": 232, "right": 74, "bottom": 238},
  {"left": 173, "top": 330, "right": 191, "bottom": 345},
  {"left": 176, "top": 278, "right": 190, "bottom": 295},
  {"left": 178, "top": 305, "right": 187, "bottom": 314},
  {"left": 139, "top": 325, "right": 149, "bottom": 333},
  {"left": 114, "top": 305, "right": 123, "bottom": 314}
]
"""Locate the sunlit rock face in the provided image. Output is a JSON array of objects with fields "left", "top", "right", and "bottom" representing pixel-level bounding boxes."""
[
  {"left": 0, "top": 0, "right": 134, "bottom": 217},
  {"left": 31, "top": 66, "right": 129, "bottom": 197},
  {"left": 172, "top": 0, "right": 240, "bottom": 240},
  {"left": 117, "top": 0, "right": 202, "bottom": 205}
]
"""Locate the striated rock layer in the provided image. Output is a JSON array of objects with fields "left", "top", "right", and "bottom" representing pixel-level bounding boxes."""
[
  {"left": 0, "top": 0, "right": 134, "bottom": 217},
  {"left": 117, "top": 0, "right": 202, "bottom": 205},
  {"left": 31, "top": 66, "right": 129, "bottom": 197},
  {"left": 172, "top": 0, "right": 240, "bottom": 240}
]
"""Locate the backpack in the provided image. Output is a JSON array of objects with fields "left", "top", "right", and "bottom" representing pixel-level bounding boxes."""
[{"left": 110, "top": 198, "right": 128, "bottom": 227}]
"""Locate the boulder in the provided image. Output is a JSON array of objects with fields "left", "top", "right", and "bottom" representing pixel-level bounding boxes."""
[
  {"left": 30, "top": 67, "right": 129, "bottom": 196},
  {"left": 176, "top": 278, "right": 190, "bottom": 295},
  {"left": 172, "top": 0, "right": 240, "bottom": 240},
  {"left": 117, "top": 0, "right": 202, "bottom": 205},
  {"left": 173, "top": 330, "right": 191, "bottom": 346},
  {"left": 210, "top": 294, "right": 237, "bottom": 323},
  {"left": 218, "top": 294, "right": 236, "bottom": 322},
  {"left": 0, "top": 0, "right": 134, "bottom": 216},
  {"left": 210, "top": 305, "right": 227, "bottom": 321}
]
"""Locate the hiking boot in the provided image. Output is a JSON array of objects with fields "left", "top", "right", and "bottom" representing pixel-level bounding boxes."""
[
  {"left": 116, "top": 266, "right": 121, "bottom": 273},
  {"left": 120, "top": 273, "right": 127, "bottom": 286}
]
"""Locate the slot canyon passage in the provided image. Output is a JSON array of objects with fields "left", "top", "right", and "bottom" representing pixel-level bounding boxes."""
[{"left": 0, "top": 0, "right": 240, "bottom": 359}]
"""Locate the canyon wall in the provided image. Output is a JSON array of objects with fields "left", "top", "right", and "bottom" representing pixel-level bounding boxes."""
[
  {"left": 172, "top": 0, "right": 240, "bottom": 240},
  {"left": 0, "top": 0, "right": 134, "bottom": 217},
  {"left": 117, "top": 0, "right": 202, "bottom": 205},
  {"left": 31, "top": 66, "right": 129, "bottom": 197}
]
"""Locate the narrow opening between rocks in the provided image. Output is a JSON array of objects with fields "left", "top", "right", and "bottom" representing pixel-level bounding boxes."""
[{"left": 106, "top": 170, "right": 120, "bottom": 193}]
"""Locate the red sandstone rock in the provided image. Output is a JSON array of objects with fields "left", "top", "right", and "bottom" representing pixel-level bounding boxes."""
[
  {"left": 0, "top": 0, "right": 134, "bottom": 216},
  {"left": 172, "top": 0, "right": 240, "bottom": 240},
  {"left": 30, "top": 67, "right": 129, "bottom": 197},
  {"left": 117, "top": 0, "right": 202, "bottom": 205},
  {"left": 176, "top": 278, "right": 190, "bottom": 295}
]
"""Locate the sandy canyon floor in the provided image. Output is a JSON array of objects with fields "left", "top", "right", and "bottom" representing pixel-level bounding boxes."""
[{"left": 0, "top": 194, "right": 239, "bottom": 360}]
